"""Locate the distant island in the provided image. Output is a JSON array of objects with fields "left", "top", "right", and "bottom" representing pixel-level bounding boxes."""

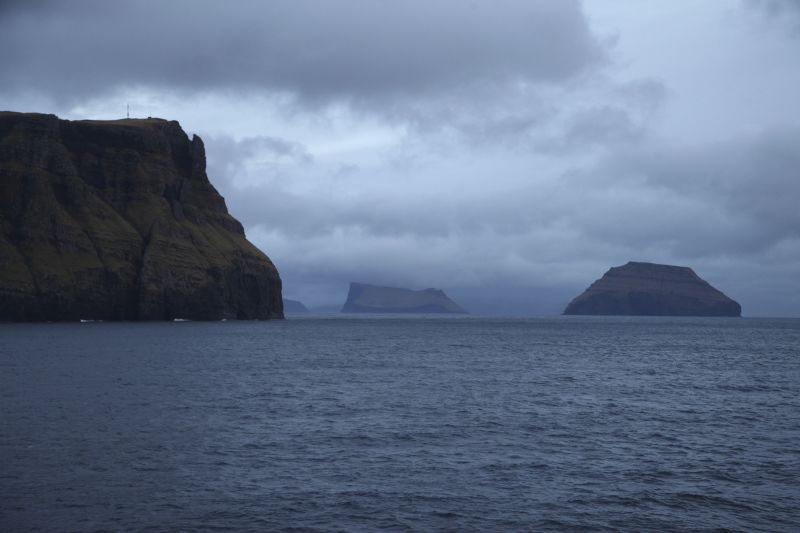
[
  {"left": 283, "top": 298, "right": 309, "bottom": 314},
  {"left": 341, "top": 282, "right": 468, "bottom": 314},
  {"left": 564, "top": 261, "right": 741, "bottom": 316},
  {"left": 0, "top": 112, "right": 283, "bottom": 321}
]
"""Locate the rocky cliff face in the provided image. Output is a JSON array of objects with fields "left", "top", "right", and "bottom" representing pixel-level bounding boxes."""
[
  {"left": 0, "top": 111, "right": 283, "bottom": 320},
  {"left": 564, "top": 261, "right": 740, "bottom": 316},
  {"left": 341, "top": 282, "right": 468, "bottom": 314}
]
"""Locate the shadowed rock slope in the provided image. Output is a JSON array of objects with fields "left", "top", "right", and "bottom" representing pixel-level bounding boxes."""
[
  {"left": 564, "top": 261, "right": 740, "bottom": 316},
  {"left": 0, "top": 111, "right": 283, "bottom": 321},
  {"left": 341, "top": 282, "right": 468, "bottom": 314}
]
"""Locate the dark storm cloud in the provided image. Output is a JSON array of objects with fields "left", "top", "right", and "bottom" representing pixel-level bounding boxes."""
[{"left": 0, "top": 0, "right": 603, "bottom": 104}]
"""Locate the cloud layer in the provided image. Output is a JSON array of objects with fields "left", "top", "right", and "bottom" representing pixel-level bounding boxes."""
[
  {"left": 206, "top": 124, "right": 800, "bottom": 315},
  {"left": 0, "top": 0, "right": 602, "bottom": 104}
]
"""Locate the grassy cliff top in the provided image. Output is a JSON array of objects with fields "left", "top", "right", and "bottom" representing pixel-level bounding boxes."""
[
  {"left": 0, "top": 111, "right": 175, "bottom": 129},
  {"left": 77, "top": 117, "right": 172, "bottom": 127}
]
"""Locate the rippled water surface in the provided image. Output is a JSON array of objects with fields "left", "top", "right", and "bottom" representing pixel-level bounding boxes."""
[{"left": 2, "top": 316, "right": 799, "bottom": 531}]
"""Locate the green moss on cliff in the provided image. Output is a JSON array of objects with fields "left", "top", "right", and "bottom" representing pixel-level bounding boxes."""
[{"left": 0, "top": 111, "right": 283, "bottom": 321}]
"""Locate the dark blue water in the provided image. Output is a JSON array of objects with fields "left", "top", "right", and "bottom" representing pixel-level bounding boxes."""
[{"left": 1, "top": 316, "right": 799, "bottom": 531}]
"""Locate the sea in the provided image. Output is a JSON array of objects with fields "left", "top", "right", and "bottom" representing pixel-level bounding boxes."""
[{"left": 1, "top": 316, "right": 799, "bottom": 532}]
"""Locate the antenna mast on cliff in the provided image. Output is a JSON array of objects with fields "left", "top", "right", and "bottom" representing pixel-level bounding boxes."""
[{"left": 127, "top": 103, "right": 130, "bottom": 119}]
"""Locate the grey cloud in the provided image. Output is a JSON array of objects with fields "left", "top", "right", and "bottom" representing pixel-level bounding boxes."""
[
  {"left": 383, "top": 79, "right": 665, "bottom": 153},
  {"left": 204, "top": 135, "right": 314, "bottom": 193},
  {"left": 0, "top": 0, "right": 604, "bottom": 104},
  {"left": 482, "top": 77, "right": 666, "bottom": 151},
  {"left": 210, "top": 126, "right": 800, "bottom": 257},
  {"left": 566, "top": 107, "right": 639, "bottom": 144},
  {"left": 746, "top": 0, "right": 800, "bottom": 17},
  {"left": 536, "top": 105, "right": 643, "bottom": 153},
  {"left": 215, "top": 136, "right": 310, "bottom": 162},
  {"left": 613, "top": 79, "right": 668, "bottom": 112},
  {"left": 568, "top": 126, "right": 800, "bottom": 256},
  {"left": 0, "top": 0, "right": 44, "bottom": 14},
  {"left": 744, "top": 0, "right": 800, "bottom": 32},
  {"left": 235, "top": 137, "right": 312, "bottom": 162},
  {"left": 544, "top": 78, "right": 666, "bottom": 152}
]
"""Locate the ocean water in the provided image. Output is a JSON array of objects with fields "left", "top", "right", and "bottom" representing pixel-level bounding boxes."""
[{"left": 1, "top": 316, "right": 799, "bottom": 532}]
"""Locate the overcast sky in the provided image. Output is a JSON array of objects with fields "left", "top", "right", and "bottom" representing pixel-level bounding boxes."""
[{"left": 2, "top": 0, "right": 799, "bottom": 316}]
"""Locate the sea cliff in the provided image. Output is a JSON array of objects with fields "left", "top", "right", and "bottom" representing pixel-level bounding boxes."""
[{"left": 0, "top": 112, "right": 283, "bottom": 320}]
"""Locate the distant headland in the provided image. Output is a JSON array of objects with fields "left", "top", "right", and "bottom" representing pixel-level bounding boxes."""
[
  {"left": 564, "top": 261, "right": 741, "bottom": 316},
  {"left": 0, "top": 112, "right": 283, "bottom": 321},
  {"left": 283, "top": 298, "right": 309, "bottom": 314},
  {"left": 341, "top": 282, "right": 468, "bottom": 314}
]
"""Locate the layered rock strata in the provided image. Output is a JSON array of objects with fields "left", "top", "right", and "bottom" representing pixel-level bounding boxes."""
[{"left": 564, "top": 261, "right": 741, "bottom": 316}]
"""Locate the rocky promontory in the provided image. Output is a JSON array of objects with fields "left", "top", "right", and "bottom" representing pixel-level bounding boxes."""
[
  {"left": 341, "top": 282, "right": 468, "bottom": 314},
  {"left": 0, "top": 111, "right": 283, "bottom": 321},
  {"left": 283, "top": 298, "right": 309, "bottom": 314},
  {"left": 564, "top": 261, "right": 741, "bottom": 316}
]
